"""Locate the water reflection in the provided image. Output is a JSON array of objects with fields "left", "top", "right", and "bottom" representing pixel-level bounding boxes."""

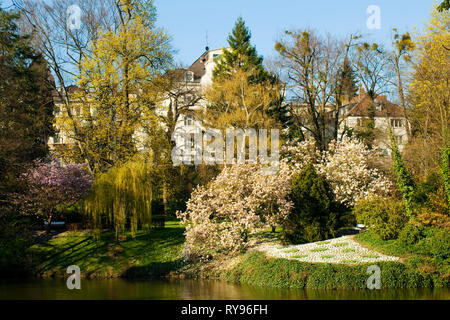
[{"left": 0, "top": 279, "right": 448, "bottom": 300}]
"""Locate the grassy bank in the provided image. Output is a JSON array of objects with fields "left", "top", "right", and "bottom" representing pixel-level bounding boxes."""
[
  {"left": 219, "top": 251, "right": 438, "bottom": 289},
  {"left": 30, "top": 220, "right": 186, "bottom": 279},
  {"left": 27, "top": 223, "right": 448, "bottom": 289},
  {"left": 355, "top": 230, "right": 449, "bottom": 287}
]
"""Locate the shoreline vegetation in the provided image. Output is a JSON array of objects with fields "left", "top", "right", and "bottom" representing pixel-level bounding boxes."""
[{"left": 22, "top": 221, "right": 448, "bottom": 290}]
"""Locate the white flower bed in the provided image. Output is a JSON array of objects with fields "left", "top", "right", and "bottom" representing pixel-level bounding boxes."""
[{"left": 256, "top": 236, "right": 400, "bottom": 264}]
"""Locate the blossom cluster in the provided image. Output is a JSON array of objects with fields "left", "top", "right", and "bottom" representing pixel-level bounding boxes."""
[
  {"left": 317, "top": 137, "right": 394, "bottom": 206},
  {"left": 18, "top": 158, "right": 93, "bottom": 217},
  {"left": 177, "top": 163, "right": 293, "bottom": 260},
  {"left": 283, "top": 137, "right": 393, "bottom": 206}
]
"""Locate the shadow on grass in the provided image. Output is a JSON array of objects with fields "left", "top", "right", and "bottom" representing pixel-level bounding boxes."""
[
  {"left": 33, "top": 237, "right": 110, "bottom": 275},
  {"left": 121, "top": 258, "right": 186, "bottom": 279},
  {"left": 30, "top": 224, "right": 186, "bottom": 278}
]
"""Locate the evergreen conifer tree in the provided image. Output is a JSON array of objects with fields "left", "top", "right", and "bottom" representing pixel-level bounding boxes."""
[
  {"left": 282, "top": 164, "right": 341, "bottom": 244},
  {"left": 213, "top": 16, "right": 268, "bottom": 82},
  {"left": 339, "top": 58, "right": 358, "bottom": 102},
  {"left": 0, "top": 7, "right": 55, "bottom": 199}
]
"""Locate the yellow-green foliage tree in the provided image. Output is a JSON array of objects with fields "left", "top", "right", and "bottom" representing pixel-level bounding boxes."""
[
  {"left": 411, "top": 7, "right": 449, "bottom": 146},
  {"left": 85, "top": 157, "right": 153, "bottom": 240},
  {"left": 409, "top": 7, "right": 449, "bottom": 186},
  {"left": 203, "top": 17, "right": 282, "bottom": 132},
  {"left": 201, "top": 69, "right": 281, "bottom": 131},
  {"left": 57, "top": 0, "right": 172, "bottom": 174}
]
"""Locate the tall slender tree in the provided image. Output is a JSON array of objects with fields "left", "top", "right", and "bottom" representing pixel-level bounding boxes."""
[
  {"left": 275, "top": 30, "right": 347, "bottom": 150},
  {"left": 57, "top": 0, "right": 172, "bottom": 174},
  {"left": 0, "top": 7, "right": 54, "bottom": 200},
  {"left": 388, "top": 29, "right": 415, "bottom": 139},
  {"left": 390, "top": 129, "right": 415, "bottom": 217},
  {"left": 213, "top": 16, "right": 269, "bottom": 82}
]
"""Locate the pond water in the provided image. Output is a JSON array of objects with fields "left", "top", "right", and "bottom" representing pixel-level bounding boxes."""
[{"left": 0, "top": 279, "right": 449, "bottom": 300}]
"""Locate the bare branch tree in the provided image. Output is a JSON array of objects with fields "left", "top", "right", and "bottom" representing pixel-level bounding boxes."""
[
  {"left": 17, "top": 0, "right": 121, "bottom": 171},
  {"left": 275, "top": 30, "right": 348, "bottom": 150},
  {"left": 351, "top": 42, "right": 393, "bottom": 100}
]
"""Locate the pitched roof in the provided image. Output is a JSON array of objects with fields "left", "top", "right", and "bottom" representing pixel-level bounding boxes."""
[
  {"left": 188, "top": 48, "right": 227, "bottom": 80},
  {"left": 188, "top": 51, "right": 208, "bottom": 79},
  {"left": 346, "top": 92, "right": 405, "bottom": 118}
]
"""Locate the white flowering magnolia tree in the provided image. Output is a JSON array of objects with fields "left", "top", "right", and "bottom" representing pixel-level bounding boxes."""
[
  {"left": 177, "top": 163, "right": 293, "bottom": 260},
  {"left": 282, "top": 136, "right": 394, "bottom": 206},
  {"left": 178, "top": 136, "right": 393, "bottom": 260},
  {"left": 317, "top": 137, "right": 394, "bottom": 206}
]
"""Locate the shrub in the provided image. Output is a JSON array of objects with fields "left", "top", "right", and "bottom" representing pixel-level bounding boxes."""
[
  {"left": 317, "top": 137, "right": 394, "bottom": 206},
  {"left": 224, "top": 252, "right": 434, "bottom": 290},
  {"left": 412, "top": 172, "right": 441, "bottom": 205},
  {"left": 418, "top": 210, "right": 450, "bottom": 230},
  {"left": 427, "top": 186, "right": 450, "bottom": 215},
  {"left": 416, "top": 186, "right": 450, "bottom": 229},
  {"left": 0, "top": 214, "right": 36, "bottom": 277},
  {"left": 282, "top": 137, "right": 393, "bottom": 207},
  {"left": 415, "top": 228, "right": 450, "bottom": 264},
  {"left": 398, "top": 223, "right": 426, "bottom": 246},
  {"left": 282, "top": 164, "right": 341, "bottom": 244},
  {"left": 353, "top": 197, "right": 409, "bottom": 240},
  {"left": 379, "top": 262, "right": 428, "bottom": 289}
]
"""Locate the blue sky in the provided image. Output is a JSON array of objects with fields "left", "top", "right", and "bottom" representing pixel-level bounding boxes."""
[
  {"left": 1, "top": 0, "right": 438, "bottom": 65},
  {"left": 153, "top": 0, "right": 437, "bottom": 65}
]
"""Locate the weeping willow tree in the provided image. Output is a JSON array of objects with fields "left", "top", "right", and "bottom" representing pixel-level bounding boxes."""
[{"left": 85, "top": 158, "right": 153, "bottom": 240}]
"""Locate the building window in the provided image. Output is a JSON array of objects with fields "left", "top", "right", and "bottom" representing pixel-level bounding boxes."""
[
  {"left": 184, "top": 133, "right": 196, "bottom": 149},
  {"left": 357, "top": 118, "right": 364, "bottom": 127},
  {"left": 185, "top": 71, "right": 194, "bottom": 82},
  {"left": 394, "top": 135, "right": 403, "bottom": 145},
  {"left": 391, "top": 119, "right": 403, "bottom": 128},
  {"left": 184, "top": 115, "right": 194, "bottom": 126}
]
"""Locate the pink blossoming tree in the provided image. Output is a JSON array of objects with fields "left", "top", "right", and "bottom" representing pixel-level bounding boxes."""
[{"left": 18, "top": 158, "right": 93, "bottom": 232}]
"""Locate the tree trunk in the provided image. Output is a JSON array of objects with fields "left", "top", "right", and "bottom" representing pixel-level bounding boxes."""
[
  {"left": 163, "top": 181, "right": 168, "bottom": 216},
  {"left": 243, "top": 231, "right": 248, "bottom": 243},
  {"left": 395, "top": 62, "right": 411, "bottom": 141},
  {"left": 46, "top": 212, "right": 53, "bottom": 234}
]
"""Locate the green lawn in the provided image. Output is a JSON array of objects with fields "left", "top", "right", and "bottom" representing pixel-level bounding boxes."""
[
  {"left": 222, "top": 251, "right": 437, "bottom": 289},
  {"left": 30, "top": 220, "right": 186, "bottom": 279},
  {"left": 355, "top": 231, "right": 412, "bottom": 257},
  {"left": 355, "top": 230, "right": 449, "bottom": 287}
]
